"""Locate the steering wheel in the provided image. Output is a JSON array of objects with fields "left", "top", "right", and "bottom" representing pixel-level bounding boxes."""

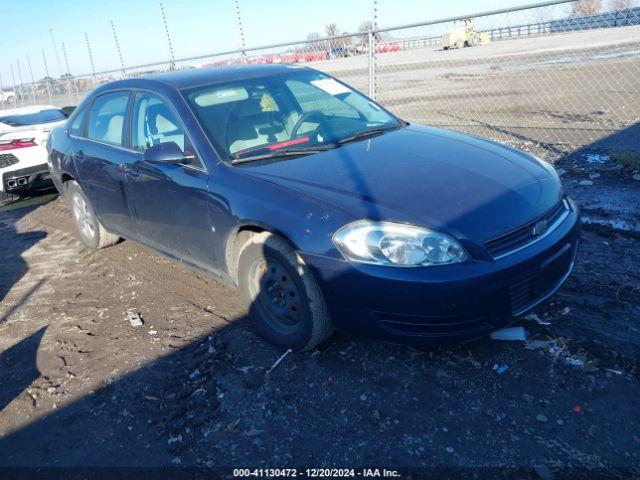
[{"left": 290, "top": 110, "right": 328, "bottom": 139}]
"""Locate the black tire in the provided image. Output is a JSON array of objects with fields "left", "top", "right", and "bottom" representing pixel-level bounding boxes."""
[
  {"left": 237, "top": 232, "right": 334, "bottom": 351},
  {"left": 65, "top": 181, "right": 119, "bottom": 249}
]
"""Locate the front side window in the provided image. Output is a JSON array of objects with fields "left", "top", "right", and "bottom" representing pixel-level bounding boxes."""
[
  {"left": 131, "top": 92, "right": 203, "bottom": 169},
  {"left": 184, "top": 70, "right": 401, "bottom": 161},
  {"left": 87, "top": 92, "right": 130, "bottom": 146}
]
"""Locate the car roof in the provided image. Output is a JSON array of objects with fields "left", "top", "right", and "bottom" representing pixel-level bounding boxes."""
[
  {"left": 0, "top": 105, "right": 62, "bottom": 116},
  {"left": 103, "top": 64, "right": 308, "bottom": 91}
]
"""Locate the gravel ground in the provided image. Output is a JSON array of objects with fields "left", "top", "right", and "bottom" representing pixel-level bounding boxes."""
[{"left": 0, "top": 156, "right": 638, "bottom": 478}]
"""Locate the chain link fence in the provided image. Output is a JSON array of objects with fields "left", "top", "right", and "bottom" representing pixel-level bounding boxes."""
[{"left": 2, "top": 0, "right": 639, "bottom": 153}]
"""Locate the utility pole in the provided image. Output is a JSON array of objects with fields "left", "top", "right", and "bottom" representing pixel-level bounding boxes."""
[
  {"left": 48, "top": 28, "right": 64, "bottom": 77},
  {"left": 42, "top": 49, "right": 54, "bottom": 104},
  {"left": 232, "top": 0, "right": 247, "bottom": 63},
  {"left": 158, "top": 1, "right": 177, "bottom": 70},
  {"left": 110, "top": 20, "right": 127, "bottom": 77},
  {"left": 85, "top": 32, "right": 97, "bottom": 87},
  {"left": 26, "top": 55, "right": 39, "bottom": 103}
]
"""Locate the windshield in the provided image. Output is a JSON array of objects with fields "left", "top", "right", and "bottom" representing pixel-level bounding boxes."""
[
  {"left": 0, "top": 109, "right": 66, "bottom": 127},
  {"left": 184, "top": 69, "right": 401, "bottom": 161}
]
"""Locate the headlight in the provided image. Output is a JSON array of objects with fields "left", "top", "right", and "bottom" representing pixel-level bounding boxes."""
[{"left": 333, "top": 221, "right": 469, "bottom": 267}]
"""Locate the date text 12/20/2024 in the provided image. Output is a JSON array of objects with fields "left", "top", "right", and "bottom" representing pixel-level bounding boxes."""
[{"left": 233, "top": 468, "right": 401, "bottom": 478}]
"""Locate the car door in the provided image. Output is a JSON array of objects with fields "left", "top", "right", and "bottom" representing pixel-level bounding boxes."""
[
  {"left": 74, "top": 90, "right": 137, "bottom": 238},
  {"left": 124, "top": 90, "right": 214, "bottom": 269}
]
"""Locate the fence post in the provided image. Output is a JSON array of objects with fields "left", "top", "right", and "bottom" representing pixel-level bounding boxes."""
[
  {"left": 158, "top": 1, "right": 177, "bottom": 70},
  {"left": 16, "top": 60, "right": 25, "bottom": 106},
  {"left": 61, "top": 42, "right": 78, "bottom": 103},
  {"left": 9, "top": 64, "right": 17, "bottom": 108},
  {"left": 232, "top": 0, "right": 247, "bottom": 63},
  {"left": 26, "top": 55, "right": 39, "bottom": 104},
  {"left": 42, "top": 50, "right": 54, "bottom": 105},
  {"left": 85, "top": 33, "right": 98, "bottom": 87},
  {"left": 0, "top": 73, "right": 4, "bottom": 110},
  {"left": 110, "top": 20, "right": 127, "bottom": 77},
  {"left": 368, "top": 0, "right": 378, "bottom": 100}
]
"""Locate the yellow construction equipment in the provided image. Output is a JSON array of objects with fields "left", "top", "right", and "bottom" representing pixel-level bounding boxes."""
[{"left": 440, "top": 19, "right": 490, "bottom": 50}]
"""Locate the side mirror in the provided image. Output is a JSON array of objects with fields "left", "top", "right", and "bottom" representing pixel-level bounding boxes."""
[
  {"left": 142, "top": 142, "right": 192, "bottom": 164},
  {"left": 61, "top": 106, "right": 76, "bottom": 117}
]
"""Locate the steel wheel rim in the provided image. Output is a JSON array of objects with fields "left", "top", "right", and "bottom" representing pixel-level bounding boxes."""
[
  {"left": 72, "top": 193, "right": 96, "bottom": 241},
  {"left": 249, "top": 256, "right": 304, "bottom": 335}
]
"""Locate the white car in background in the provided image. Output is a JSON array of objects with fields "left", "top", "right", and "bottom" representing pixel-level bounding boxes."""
[
  {"left": 0, "top": 90, "right": 16, "bottom": 106},
  {"left": 0, "top": 105, "right": 69, "bottom": 195}
]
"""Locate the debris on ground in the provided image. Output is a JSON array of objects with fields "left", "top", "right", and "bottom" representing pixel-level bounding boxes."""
[
  {"left": 525, "top": 313, "right": 552, "bottom": 326},
  {"left": 578, "top": 180, "right": 594, "bottom": 186},
  {"left": 127, "top": 311, "right": 143, "bottom": 327},
  {"left": 490, "top": 326, "right": 527, "bottom": 341},
  {"left": 266, "top": 348, "right": 292, "bottom": 376}
]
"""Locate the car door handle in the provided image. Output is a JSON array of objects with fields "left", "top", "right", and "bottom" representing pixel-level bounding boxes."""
[{"left": 120, "top": 164, "right": 140, "bottom": 178}]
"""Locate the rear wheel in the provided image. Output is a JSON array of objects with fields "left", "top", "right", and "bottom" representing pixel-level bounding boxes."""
[
  {"left": 66, "top": 181, "right": 119, "bottom": 249},
  {"left": 237, "top": 232, "right": 333, "bottom": 351}
]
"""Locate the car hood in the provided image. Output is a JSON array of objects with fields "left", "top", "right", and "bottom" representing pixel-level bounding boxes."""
[{"left": 240, "top": 125, "right": 563, "bottom": 245}]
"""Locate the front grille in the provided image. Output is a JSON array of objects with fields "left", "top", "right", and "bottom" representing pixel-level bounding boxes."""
[
  {"left": 486, "top": 200, "right": 569, "bottom": 259},
  {"left": 0, "top": 153, "right": 19, "bottom": 169},
  {"left": 375, "top": 311, "right": 492, "bottom": 336}
]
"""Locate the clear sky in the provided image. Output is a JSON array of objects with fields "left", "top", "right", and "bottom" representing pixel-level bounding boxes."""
[{"left": 0, "top": 0, "right": 610, "bottom": 86}]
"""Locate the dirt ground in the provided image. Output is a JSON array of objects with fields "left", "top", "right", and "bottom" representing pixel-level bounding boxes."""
[{"left": 0, "top": 152, "right": 638, "bottom": 478}]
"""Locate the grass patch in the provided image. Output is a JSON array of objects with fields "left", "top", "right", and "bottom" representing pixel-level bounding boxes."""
[
  {"left": 612, "top": 150, "right": 640, "bottom": 172},
  {"left": 0, "top": 193, "right": 58, "bottom": 213}
]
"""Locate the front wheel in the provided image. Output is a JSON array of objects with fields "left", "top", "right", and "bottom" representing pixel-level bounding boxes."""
[
  {"left": 237, "top": 232, "right": 334, "bottom": 351},
  {"left": 66, "top": 181, "right": 119, "bottom": 249}
]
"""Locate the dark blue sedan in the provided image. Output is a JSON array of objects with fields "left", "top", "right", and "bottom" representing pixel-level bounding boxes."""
[{"left": 47, "top": 65, "right": 580, "bottom": 350}]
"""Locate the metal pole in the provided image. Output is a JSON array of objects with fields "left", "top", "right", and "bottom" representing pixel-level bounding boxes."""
[
  {"left": 26, "top": 55, "right": 39, "bottom": 104},
  {"left": 42, "top": 50, "right": 54, "bottom": 104},
  {"left": 0, "top": 73, "right": 4, "bottom": 110},
  {"left": 61, "top": 41, "right": 77, "bottom": 103},
  {"left": 48, "top": 28, "right": 64, "bottom": 77},
  {"left": 368, "top": 0, "right": 378, "bottom": 99},
  {"left": 110, "top": 20, "right": 127, "bottom": 77},
  {"left": 16, "top": 60, "right": 25, "bottom": 106},
  {"left": 9, "top": 64, "right": 17, "bottom": 108},
  {"left": 85, "top": 32, "right": 97, "bottom": 87},
  {"left": 232, "top": 0, "right": 247, "bottom": 63},
  {"left": 158, "top": 2, "right": 177, "bottom": 70}
]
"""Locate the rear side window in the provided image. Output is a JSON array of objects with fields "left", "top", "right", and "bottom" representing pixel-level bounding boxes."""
[{"left": 87, "top": 92, "right": 130, "bottom": 146}]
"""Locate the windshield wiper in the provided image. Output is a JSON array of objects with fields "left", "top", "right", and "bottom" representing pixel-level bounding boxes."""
[
  {"left": 337, "top": 124, "right": 403, "bottom": 145},
  {"left": 231, "top": 144, "right": 337, "bottom": 164}
]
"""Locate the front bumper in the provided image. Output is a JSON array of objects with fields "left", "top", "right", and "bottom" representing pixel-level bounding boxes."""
[
  {"left": 2, "top": 164, "right": 53, "bottom": 194},
  {"left": 302, "top": 199, "right": 581, "bottom": 346}
]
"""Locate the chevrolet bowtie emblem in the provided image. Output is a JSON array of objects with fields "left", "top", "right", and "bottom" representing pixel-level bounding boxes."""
[{"left": 532, "top": 219, "right": 548, "bottom": 236}]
